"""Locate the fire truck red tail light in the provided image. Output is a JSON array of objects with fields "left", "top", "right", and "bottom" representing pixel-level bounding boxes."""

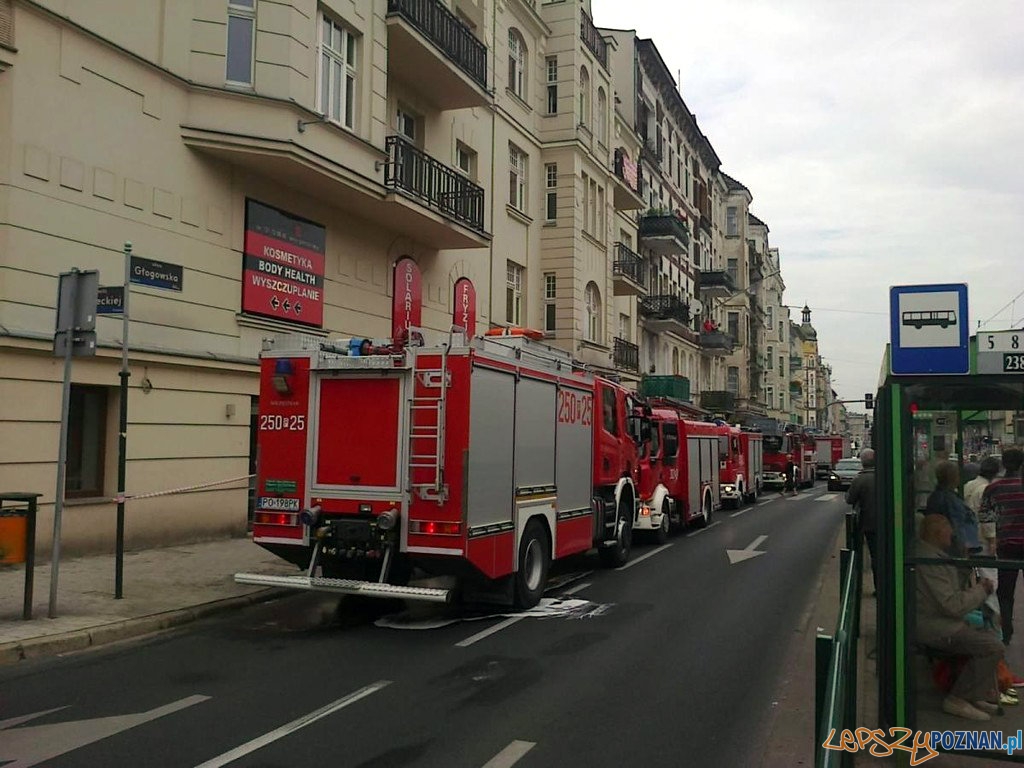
[
  {"left": 410, "top": 520, "right": 461, "bottom": 536},
  {"left": 255, "top": 512, "right": 298, "bottom": 526}
]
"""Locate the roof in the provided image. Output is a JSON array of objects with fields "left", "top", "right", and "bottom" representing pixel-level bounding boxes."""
[
  {"left": 747, "top": 212, "right": 768, "bottom": 231},
  {"left": 720, "top": 172, "right": 748, "bottom": 192}
]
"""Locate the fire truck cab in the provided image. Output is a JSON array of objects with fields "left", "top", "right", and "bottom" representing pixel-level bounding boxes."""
[
  {"left": 236, "top": 329, "right": 642, "bottom": 609},
  {"left": 762, "top": 429, "right": 816, "bottom": 490},
  {"left": 720, "top": 427, "right": 764, "bottom": 508}
]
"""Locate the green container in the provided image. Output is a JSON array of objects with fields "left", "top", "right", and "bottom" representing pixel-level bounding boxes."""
[{"left": 640, "top": 375, "right": 691, "bottom": 402}]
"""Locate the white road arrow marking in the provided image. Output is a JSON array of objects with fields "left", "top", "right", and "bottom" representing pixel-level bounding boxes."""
[
  {"left": 0, "top": 695, "right": 210, "bottom": 768},
  {"left": 727, "top": 534, "right": 768, "bottom": 564}
]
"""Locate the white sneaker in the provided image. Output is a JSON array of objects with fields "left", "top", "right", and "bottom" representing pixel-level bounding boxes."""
[
  {"left": 943, "top": 695, "right": 992, "bottom": 721},
  {"left": 973, "top": 700, "right": 1004, "bottom": 716}
]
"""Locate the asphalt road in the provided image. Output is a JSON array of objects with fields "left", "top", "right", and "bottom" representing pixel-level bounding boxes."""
[{"left": 0, "top": 486, "right": 846, "bottom": 768}]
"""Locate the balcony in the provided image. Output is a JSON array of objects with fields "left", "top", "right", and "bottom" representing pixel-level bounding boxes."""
[
  {"left": 701, "top": 390, "right": 736, "bottom": 413},
  {"left": 385, "top": 135, "right": 487, "bottom": 244},
  {"left": 580, "top": 9, "right": 608, "bottom": 70},
  {"left": 638, "top": 211, "right": 689, "bottom": 256},
  {"left": 699, "top": 331, "right": 735, "bottom": 357},
  {"left": 612, "top": 243, "right": 647, "bottom": 297},
  {"left": 386, "top": 0, "right": 488, "bottom": 110},
  {"left": 790, "top": 355, "right": 803, "bottom": 370},
  {"left": 639, "top": 294, "right": 695, "bottom": 339},
  {"left": 698, "top": 270, "right": 736, "bottom": 299},
  {"left": 613, "top": 337, "right": 640, "bottom": 373},
  {"left": 613, "top": 149, "right": 645, "bottom": 210}
]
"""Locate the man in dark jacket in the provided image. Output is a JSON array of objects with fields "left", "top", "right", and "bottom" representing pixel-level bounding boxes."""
[{"left": 847, "top": 448, "right": 878, "bottom": 595}]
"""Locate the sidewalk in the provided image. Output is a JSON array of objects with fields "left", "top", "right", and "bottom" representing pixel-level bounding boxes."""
[{"left": 0, "top": 536, "right": 296, "bottom": 664}]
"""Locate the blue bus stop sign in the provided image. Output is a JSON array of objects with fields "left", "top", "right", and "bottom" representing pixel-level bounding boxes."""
[{"left": 889, "top": 283, "right": 969, "bottom": 375}]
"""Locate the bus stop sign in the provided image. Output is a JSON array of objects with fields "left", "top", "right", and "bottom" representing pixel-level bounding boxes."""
[{"left": 889, "top": 283, "right": 968, "bottom": 375}]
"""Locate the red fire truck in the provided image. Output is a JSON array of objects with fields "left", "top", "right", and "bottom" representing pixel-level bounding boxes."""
[
  {"left": 235, "top": 329, "right": 643, "bottom": 609},
  {"left": 720, "top": 427, "right": 764, "bottom": 508},
  {"left": 632, "top": 399, "right": 724, "bottom": 542},
  {"left": 762, "top": 429, "right": 816, "bottom": 490},
  {"left": 813, "top": 435, "right": 847, "bottom": 478}
]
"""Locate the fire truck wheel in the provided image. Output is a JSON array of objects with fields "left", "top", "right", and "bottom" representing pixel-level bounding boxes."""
[
  {"left": 599, "top": 501, "right": 633, "bottom": 568},
  {"left": 654, "top": 501, "right": 671, "bottom": 545},
  {"left": 696, "top": 492, "right": 712, "bottom": 528},
  {"left": 514, "top": 520, "right": 550, "bottom": 610}
]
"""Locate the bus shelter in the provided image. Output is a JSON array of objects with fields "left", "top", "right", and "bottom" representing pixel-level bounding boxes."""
[{"left": 876, "top": 343, "right": 1024, "bottom": 762}]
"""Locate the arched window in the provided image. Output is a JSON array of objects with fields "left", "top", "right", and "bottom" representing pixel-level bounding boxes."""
[
  {"left": 579, "top": 66, "right": 590, "bottom": 127},
  {"left": 672, "top": 348, "right": 680, "bottom": 375},
  {"left": 596, "top": 87, "right": 607, "bottom": 143},
  {"left": 585, "top": 281, "right": 601, "bottom": 342},
  {"left": 508, "top": 29, "right": 526, "bottom": 99}
]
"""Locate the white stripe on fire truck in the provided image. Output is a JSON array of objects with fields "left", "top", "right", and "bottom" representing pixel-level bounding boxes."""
[
  {"left": 468, "top": 521, "right": 515, "bottom": 538},
  {"left": 194, "top": 680, "right": 391, "bottom": 768},
  {"left": 555, "top": 508, "right": 591, "bottom": 521}
]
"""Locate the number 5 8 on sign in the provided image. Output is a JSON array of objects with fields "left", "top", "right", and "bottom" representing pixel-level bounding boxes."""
[{"left": 978, "top": 331, "right": 1024, "bottom": 374}]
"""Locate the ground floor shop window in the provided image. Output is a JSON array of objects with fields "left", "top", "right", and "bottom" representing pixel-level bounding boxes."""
[{"left": 66, "top": 385, "right": 108, "bottom": 498}]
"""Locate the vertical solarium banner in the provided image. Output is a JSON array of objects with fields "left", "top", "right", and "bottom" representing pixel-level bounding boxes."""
[{"left": 243, "top": 199, "right": 326, "bottom": 328}]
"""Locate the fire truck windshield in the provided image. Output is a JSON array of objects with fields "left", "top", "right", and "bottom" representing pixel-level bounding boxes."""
[{"left": 763, "top": 435, "right": 784, "bottom": 453}]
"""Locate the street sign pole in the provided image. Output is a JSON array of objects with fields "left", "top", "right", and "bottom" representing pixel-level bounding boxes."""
[
  {"left": 115, "top": 242, "right": 132, "bottom": 599},
  {"left": 49, "top": 271, "right": 78, "bottom": 619}
]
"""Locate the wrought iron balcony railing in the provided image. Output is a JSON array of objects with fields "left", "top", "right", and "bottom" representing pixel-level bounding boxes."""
[
  {"left": 385, "top": 135, "right": 485, "bottom": 232},
  {"left": 613, "top": 337, "right": 639, "bottom": 372},
  {"left": 387, "top": 0, "right": 488, "bottom": 90},
  {"left": 638, "top": 212, "right": 689, "bottom": 249},
  {"left": 698, "top": 270, "right": 736, "bottom": 295},
  {"left": 580, "top": 9, "right": 608, "bottom": 70},
  {"left": 613, "top": 242, "right": 646, "bottom": 286},
  {"left": 639, "top": 294, "right": 691, "bottom": 325}
]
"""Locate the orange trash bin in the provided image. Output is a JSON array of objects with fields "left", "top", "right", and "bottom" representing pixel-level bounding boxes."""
[{"left": 0, "top": 513, "right": 27, "bottom": 564}]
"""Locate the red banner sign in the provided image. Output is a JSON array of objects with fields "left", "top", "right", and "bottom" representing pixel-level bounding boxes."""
[
  {"left": 452, "top": 277, "right": 476, "bottom": 337},
  {"left": 242, "top": 200, "right": 326, "bottom": 327},
  {"left": 392, "top": 257, "right": 422, "bottom": 342}
]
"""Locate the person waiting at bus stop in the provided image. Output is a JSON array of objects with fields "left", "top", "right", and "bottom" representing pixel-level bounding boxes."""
[
  {"left": 926, "top": 460, "right": 982, "bottom": 557},
  {"left": 980, "top": 448, "right": 1024, "bottom": 646},
  {"left": 846, "top": 449, "right": 877, "bottom": 595},
  {"left": 915, "top": 514, "right": 1004, "bottom": 721}
]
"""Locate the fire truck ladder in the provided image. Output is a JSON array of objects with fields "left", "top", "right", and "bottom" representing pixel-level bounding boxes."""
[{"left": 408, "top": 348, "right": 449, "bottom": 503}]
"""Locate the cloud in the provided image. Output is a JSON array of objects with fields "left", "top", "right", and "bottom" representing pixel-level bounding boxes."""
[{"left": 593, "top": 0, "right": 1024, "bottom": 404}]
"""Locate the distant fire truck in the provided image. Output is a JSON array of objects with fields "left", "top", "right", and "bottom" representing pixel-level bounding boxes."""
[
  {"left": 720, "top": 427, "right": 764, "bottom": 508},
  {"left": 813, "top": 435, "right": 848, "bottom": 478},
  {"left": 236, "top": 328, "right": 644, "bottom": 608},
  {"left": 631, "top": 398, "right": 725, "bottom": 542},
  {"left": 761, "top": 428, "right": 816, "bottom": 490}
]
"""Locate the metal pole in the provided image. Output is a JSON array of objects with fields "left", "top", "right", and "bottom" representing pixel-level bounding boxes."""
[
  {"left": 115, "top": 242, "right": 132, "bottom": 598},
  {"left": 49, "top": 270, "right": 78, "bottom": 619}
]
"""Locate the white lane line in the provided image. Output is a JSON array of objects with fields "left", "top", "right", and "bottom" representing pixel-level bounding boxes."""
[
  {"left": 482, "top": 740, "right": 536, "bottom": 768},
  {"left": 816, "top": 493, "right": 839, "bottom": 502},
  {"left": 195, "top": 681, "right": 391, "bottom": 768},
  {"left": 562, "top": 581, "right": 591, "bottom": 595},
  {"left": 730, "top": 507, "right": 750, "bottom": 517},
  {"left": 618, "top": 542, "right": 674, "bottom": 570},
  {"left": 688, "top": 520, "right": 722, "bottom": 536},
  {"left": 456, "top": 616, "right": 525, "bottom": 648}
]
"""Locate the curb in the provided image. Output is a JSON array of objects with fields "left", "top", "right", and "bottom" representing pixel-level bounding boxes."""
[{"left": 0, "top": 588, "right": 290, "bottom": 666}]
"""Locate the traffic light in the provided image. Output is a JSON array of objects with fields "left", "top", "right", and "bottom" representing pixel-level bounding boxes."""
[{"left": 864, "top": 392, "right": 874, "bottom": 410}]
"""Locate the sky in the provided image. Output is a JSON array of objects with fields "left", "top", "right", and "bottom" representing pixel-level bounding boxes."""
[{"left": 592, "top": 0, "right": 1024, "bottom": 409}]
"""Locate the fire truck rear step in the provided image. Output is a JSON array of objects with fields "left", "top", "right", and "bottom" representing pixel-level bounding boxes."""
[{"left": 234, "top": 573, "right": 452, "bottom": 603}]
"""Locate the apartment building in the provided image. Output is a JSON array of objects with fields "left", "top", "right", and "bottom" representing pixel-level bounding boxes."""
[
  {"left": 792, "top": 305, "right": 820, "bottom": 427},
  {"left": 761, "top": 247, "right": 788, "bottom": 421}
]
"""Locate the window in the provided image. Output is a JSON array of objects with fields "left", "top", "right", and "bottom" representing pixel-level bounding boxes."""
[
  {"left": 767, "top": 345, "right": 774, "bottom": 369},
  {"left": 546, "top": 56, "right": 558, "bottom": 114},
  {"left": 767, "top": 386, "right": 774, "bottom": 406},
  {"left": 66, "top": 385, "right": 108, "bottom": 498},
  {"left": 508, "top": 28, "right": 526, "bottom": 99},
  {"left": 601, "top": 386, "right": 618, "bottom": 435},
  {"left": 579, "top": 66, "right": 590, "bottom": 126},
  {"left": 396, "top": 105, "right": 418, "bottom": 143},
  {"left": 506, "top": 261, "right": 523, "bottom": 324},
  {"left": 779, "top": 354, "right": 785, "bottom": 373},
  {"left": 778, "top": 320, "right": 784, "bottom": 340},
  {"left": 319, "top": 14, "right": 358, "bottom": 129},
  {"left": 595, "top": 185, "right": 605, "bottom": 241},
  {"left": 508, "top": 143, "right": 527, "bottom": 212},
  {"left": 544, "top": 273, "right": 557, "bottom": 332},
  {"left": 585, "top": 282, "right": 601, "bottom": 343},
  {"left": 727, "top": 366, "right": 739, "bottom": 395},
  {"left": 226, "top": 0, "right": 256, "bottom": 85},
  {"left": 779, "top": 392, "right": 785, "bottom": 410},
  {"left": 726, "top": 206, "right": 738, "bottom": 236},
  {"left": 727, "top": 258, "right": 738, "bottom": 284},
  {"left": 618, "top": 312, "right": 630, "bottom": 342},
  {"left": 727, "top": 311, "right": 740, "bottom": 341},
  {"left": 545, "top": 163, "right": 557, "bottom": 222},
  {"left": 767, "top": 305, "right": 774, "bottom": 330},
  {"left": 455, "top": 142, "right": 477, "bottom": 180},
  {"left": 596, "top": 87, "right": 607, "bottom": 144}
]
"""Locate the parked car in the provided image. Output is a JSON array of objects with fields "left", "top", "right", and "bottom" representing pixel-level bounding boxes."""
[{"left": 828, "top": 457, "right": 863, "bottom": 491}]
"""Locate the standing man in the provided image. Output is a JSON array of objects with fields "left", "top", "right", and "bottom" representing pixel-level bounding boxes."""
[
  {"left": 847, "top": 448, "right": 878, "bottom": 596},
  {"left": 980, "top": 448, "right": 1024, "bottom": 645}
]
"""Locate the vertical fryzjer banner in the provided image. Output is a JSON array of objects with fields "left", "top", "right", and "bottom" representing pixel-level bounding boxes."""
[{"left": 452, "top": 277, "right": 476, "bottom": 337}]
